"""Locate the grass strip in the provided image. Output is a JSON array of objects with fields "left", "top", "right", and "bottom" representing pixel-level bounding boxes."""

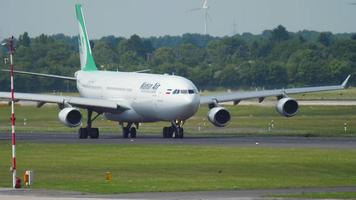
[
  {"left": 0, "top": 142, "right": 355, "bottom": 193},
  {"left": 0, "top": 105, "right": 356, "bottom": 136}
]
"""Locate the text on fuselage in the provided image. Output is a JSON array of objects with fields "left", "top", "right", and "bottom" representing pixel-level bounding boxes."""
[{"left": 140, "top": 82, "right": 161, "bottom": 90}]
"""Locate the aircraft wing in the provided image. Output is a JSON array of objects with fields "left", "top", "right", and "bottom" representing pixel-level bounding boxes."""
[
  {"left": 0, "top": 92, "right": 130, "bottom": 112},
  {"left": 200, "top": 75, "right": 351, "bottom": 105}
]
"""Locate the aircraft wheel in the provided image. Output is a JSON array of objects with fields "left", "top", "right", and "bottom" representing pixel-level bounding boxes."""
[
  {"left": 130, "top": 127, "right": 137, "bottom": 138},
  {"left": 174, "top": 127, "right": 184, "bottom": 139},
  {"left": 123, "top": 127, "right": 130, "bottom": 138},
  {"left": 78, "top": 128, "right": 88, "bottom": 139},
  {"left": 168, "top": 127, "right": 175, "bottom": 138},
  {"left": 162, "top": 127, "right": 169, "bottom": 138},
  {"left": 176, "top": 127, "right": 184, "bottom": 139},
  {"left": 89, "top": 128, "right": 99, "bottom": 139}
]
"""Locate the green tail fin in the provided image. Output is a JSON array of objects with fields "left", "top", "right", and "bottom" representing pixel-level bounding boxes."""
[{"left": 75, "top": 4, "right": 97, "bottom": 71}]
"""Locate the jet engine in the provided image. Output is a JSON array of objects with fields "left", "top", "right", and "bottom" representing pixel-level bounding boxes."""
[
  {"left": 58, "top": 107, "right": 82, "bottom": 127},
  {"left": 207, "top": 107, "right": 231, "bottom": 127},
  {"left": 276, "top": 97, "right": 299, "bottom": 117}
]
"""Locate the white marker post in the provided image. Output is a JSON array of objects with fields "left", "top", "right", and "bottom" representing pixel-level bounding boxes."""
[{"left": 8, "top": 36, "right": 17, "bottom": 188}]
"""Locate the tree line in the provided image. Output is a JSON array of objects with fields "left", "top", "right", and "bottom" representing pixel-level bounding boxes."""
[{"left": 1, "top": 25, "right": 356, "bottom": 92}]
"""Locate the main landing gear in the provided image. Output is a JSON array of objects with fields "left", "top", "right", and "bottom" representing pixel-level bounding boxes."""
[
  {"left": 162, "top": 120, "right": 184, "bottom": 139},
  {"left": 78, "top": 110, "right": 101, "bottom": 139},
  {"left": 121, "top": 122, "right": 139, "bottom": 138}
]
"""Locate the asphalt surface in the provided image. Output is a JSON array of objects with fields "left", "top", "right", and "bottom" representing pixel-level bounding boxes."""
[
  {"left": 0, "top": 132, "right": 356, "bottom": 148},
  {"left": 0, "top": 186, "right": 356, "bottom": 200}
]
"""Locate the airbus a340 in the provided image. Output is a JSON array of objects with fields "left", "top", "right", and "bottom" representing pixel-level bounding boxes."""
[{"left": 0, "top": 4, "right": 350, "bottom": 139}]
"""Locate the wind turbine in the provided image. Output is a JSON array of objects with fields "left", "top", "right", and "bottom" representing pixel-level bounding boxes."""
[
  {"left": 232, "top": 18, "right": 238, "bottom": 35},
  {"left": 187, "top": 0, "right": 212, "bottom": 35}
]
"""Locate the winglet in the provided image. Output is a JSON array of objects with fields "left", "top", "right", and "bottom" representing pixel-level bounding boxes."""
[{"left": 342, "top": 75, "right": 351, "bottom": 88}]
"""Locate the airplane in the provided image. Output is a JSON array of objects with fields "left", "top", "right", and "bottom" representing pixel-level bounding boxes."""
[{"left": 0, "top": 4, "right": 351, "bottom": 139}]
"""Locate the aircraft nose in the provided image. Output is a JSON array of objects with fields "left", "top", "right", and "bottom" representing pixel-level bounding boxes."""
[{"left": 177, "top": 94, "right": 200, "bottom": 119}]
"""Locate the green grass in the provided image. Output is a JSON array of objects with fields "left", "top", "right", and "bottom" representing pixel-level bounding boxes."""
[
  {"left": 0, "top": 102, "right": 355, "bottom": 195},
  {"left": 1, "top": 104, "right": 356, "bottom": 136},
  {"left": 0, "top": 91, "right": 354, "bottom": 195},
  {"left": 0, "top": 142, "right": 355, "bottom": 194},
  {"left": 274, "top": 192, "right": 356, "bottom": 199}
]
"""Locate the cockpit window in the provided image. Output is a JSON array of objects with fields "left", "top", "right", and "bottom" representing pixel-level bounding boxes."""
[
  {"left": 180, "top": 90, "right": 188, "bottom": 94},
  {"left": 170, "top": 89, "right": 196, "bottom": 95}
]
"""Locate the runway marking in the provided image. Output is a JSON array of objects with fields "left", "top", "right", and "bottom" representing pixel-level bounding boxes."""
[{"left": 0, "top": 187, "right": 355, "bottom": 200}]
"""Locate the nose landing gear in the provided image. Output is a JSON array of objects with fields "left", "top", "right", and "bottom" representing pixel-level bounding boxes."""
[
  {"left": 163, "top": 120, "right": 184, "bottom": 139},
  {"left": 121, "top": 122, "right": 139, "bottom": 138}
]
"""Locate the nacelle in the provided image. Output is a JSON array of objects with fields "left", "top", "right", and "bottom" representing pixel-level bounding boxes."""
[
  {"left": 207, "top": 107, "right": 231, "bottom": 127},
  {"left": 276, "top": 97, "right": 299, "bottom": 117},
  {"left": 58, "top": 107, "right": 82, "bottom": 127}
]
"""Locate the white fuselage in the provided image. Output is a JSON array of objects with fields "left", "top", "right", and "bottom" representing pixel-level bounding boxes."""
[{"left": 75, "top": 71, "right": 200, "bottom": 123}]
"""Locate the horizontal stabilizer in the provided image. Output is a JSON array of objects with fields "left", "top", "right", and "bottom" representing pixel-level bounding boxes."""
[{"left": 1, "top": 69, "right": 76, "bottom": 81}]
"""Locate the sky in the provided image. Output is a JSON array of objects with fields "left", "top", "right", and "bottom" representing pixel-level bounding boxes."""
[{"left": 0, "top": 0, "right": 356, "bottom": 40}]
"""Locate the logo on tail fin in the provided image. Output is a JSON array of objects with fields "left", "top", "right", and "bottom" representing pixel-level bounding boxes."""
[
  {"left": 78, "top": 23, "right": 87, "bottom": 68},
  {"left": 75, "top": 4, "right": 97, "bottom": 71}
]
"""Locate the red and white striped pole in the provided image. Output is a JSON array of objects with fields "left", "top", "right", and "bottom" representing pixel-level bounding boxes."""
[{"left": 8, "top": 36, "right": 17, "bottom": 188}]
